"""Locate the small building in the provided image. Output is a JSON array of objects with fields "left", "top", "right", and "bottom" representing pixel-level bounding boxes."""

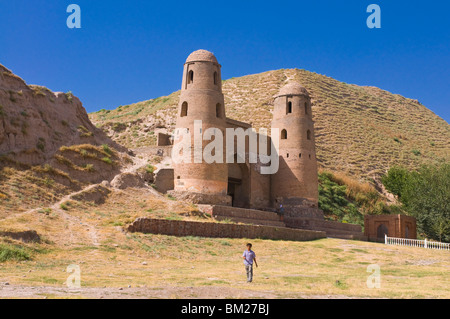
[{"left": 364, "top": 214, "right": 417, "bottom": 241}]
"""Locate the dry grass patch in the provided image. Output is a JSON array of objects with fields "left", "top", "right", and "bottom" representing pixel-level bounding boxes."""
[{"left": 0, "top": 182, "right": 448, "bottom": 299}]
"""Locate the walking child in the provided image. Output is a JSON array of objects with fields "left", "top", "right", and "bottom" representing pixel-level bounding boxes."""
[{"left": 242, "top": 243, "right": 258, "bottom": 283}]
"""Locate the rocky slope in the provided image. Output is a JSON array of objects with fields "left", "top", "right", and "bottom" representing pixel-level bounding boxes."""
[
  {"left": 89, "top": 68, "right": 450, "bottom": 182},
  {"left": 0, "top": 64, "right": 127, "bottom": 165},
  {"left": 0, "top": 64, "right": 132, "bottom": 216}
]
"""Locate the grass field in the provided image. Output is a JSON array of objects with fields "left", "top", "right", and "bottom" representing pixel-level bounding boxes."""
[{"left": 0, "top": 188, "right": 448, "bottom": 299}]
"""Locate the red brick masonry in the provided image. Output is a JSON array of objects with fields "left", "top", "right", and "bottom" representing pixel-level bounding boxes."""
[
  {"left": 127, "top": 218, "right": 326, "bottom": 242},
  {"left": 364, "top": 214, "right": 417, "bottom": 241}
]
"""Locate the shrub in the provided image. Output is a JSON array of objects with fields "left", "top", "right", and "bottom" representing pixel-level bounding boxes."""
[
  {"left": 146, "top": 165, "right": 155, "bottom": 174},
  {"left": 111, "top": 122, "right": 126, "bottom": 132},
  {"left": 152, "top": 156, "right": 163, "bottom": 164},
  {"left": 84, "top": 164, "right": 95, "bottom": 172},
  {"left": 102, "top": 157, "right": 113, "bottom": 165},
  {"left": 78, "top": 125, "right": 93, "bottom": 137},
  {"left": 60, "top": 144, "right": 114, "bottom": 160},
  {"left": 32, "top": 86, "right": 47, "bottom": 97},
  {"left": 43, "top": 177, "right": 55, "bottom": 187},
  {"left": 0, "top": 244, "right": 31, "bottom": 262},
  {"left": 38, "top": 208, "right": 52, "bottom": 215},
  {"left": 32, "top": 164, "right": 71, "bottom": 181},
  {"left": 318, "top": 171, "right": 386, "bottom": 226},
  {"left": 102, "top": 144, "right": 113, "bottom": 156},
  {"left": 319, "top": 172, "right": 363, "bottom": 225},
  {"left": 78, "top": 149, "right": 88, "bottom": 158},
  {"left": 65, "top": 91, "right": 73, "bottom": 102}
]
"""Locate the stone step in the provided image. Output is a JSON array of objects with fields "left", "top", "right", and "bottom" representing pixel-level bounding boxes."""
[
  {"left": 312, "top": 226, "right": 363, "bottom": 235},
  {"left": 293, "top": 226, "right": 367, "bottom": 241},
  {"left": 326, "top": 233, "right": 368, "bottom": 241},
  {"left": 284, "top": 217, "right": 366, "bottom": 241},
  {"left": 323, "top": 229, "right": 368, "bottom": 241},
  {"left": 212, "top": 205, "right": 281, "bottom": 222},
  {"left": 205, "top": 205, "right": 367, "bottom": 241},
  {"left": 285, "top": 217, "right": 362, "bottom": 233},
  {"left": 215, "top": 215, "right": 286, "bottom": 228}
]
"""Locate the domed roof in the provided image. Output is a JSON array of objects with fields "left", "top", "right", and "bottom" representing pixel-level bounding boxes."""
[
  {"left": 186, "top": 49, "right": 218, "bottom": 63},
  {"left": 276, "top": 82, "right": 309, "bottom": 97}
]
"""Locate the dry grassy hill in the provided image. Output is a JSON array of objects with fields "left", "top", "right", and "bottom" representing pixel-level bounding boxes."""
[
  {"left": 0, "top": 64, "right": 131, "bottom": 216},
  {"left": 89, "top": 69, "right": 450, "bottom": 182}
]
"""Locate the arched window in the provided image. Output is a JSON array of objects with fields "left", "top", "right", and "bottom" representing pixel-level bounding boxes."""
[
  {"left": 307, "top": 130, "right": 312, "bottom": 140},
  {"left": 214, "top": 72, "right": 218, "bottom": 85},
  {"left": 181, "top": 102, "right": 188, "bottom": 117},
  {"left": 299, "top": 153, "right": 302, "bottom": 158},
  {"left": 281, "top": 129, "right": 287, "bottom": 140},
  {"left": 216, "top": 103, "right": 222, "bottom": 118},
  {"left": 188, "top": 70, "right": 194, "bottom": 84},
  {"left": 286, "top": 153, "right": 290, "bottom": 158},
  {"left": 305, "top": 102, "right": 308, "bottom": 115},
  {"left": 287, "top": 101, "right": 292, "bottom": 114}
]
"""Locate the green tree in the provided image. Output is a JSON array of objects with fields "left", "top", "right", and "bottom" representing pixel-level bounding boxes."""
[
  {"left": 382, "top": 164, "right": 450, "bottom": 242},
  {"left": 430, "top": 216, "right": 450, "bottom": 242},
  {"left": 381, "top": 166, "right": 411, "bottom": 199}
]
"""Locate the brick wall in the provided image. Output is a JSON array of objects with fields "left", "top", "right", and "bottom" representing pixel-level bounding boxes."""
[
  {"left": 157, "top": 133, "right": 173, "bottom": 146},
  {"left": 154, "top": 168, "right": 174, "bottom": 194},
  {"left": 364, "top": 214, "right": 417, "bottom": 241},
  {"left": 210, "top": 205, "right": 280, "bottom": 221},
  {"left": 127, "top": 218, "right": 326, "bottom": 242},
  {"left": 285, "top": 217, "right": 362, "bottom": 232}
]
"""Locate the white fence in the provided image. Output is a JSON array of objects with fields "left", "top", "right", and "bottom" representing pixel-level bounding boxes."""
[{"left": 385, "top": 235, "right": 450, "bottom": 250}]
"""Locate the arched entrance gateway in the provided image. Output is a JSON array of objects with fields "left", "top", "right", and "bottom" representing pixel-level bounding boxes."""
[
  {"left": 227, "top": 157, "right": 250, "bottom": 208},
  {"left": 364, "top": 215, "right": 417, "bottom": 241},
  {"left": 377, "top": 224, "right": 389, "bottom": 239}
]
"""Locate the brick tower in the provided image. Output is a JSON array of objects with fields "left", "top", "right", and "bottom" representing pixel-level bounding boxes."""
[
  {"left": 172, "top": 50, "right": 230, "bottom": 205},
  {"left": 271, "top": 83, "right": 319, "bottom": 208}
]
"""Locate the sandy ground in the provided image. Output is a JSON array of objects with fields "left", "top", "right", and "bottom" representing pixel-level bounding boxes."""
[{"left": 0, "top": 283, "right": 359, "bottom": 299}]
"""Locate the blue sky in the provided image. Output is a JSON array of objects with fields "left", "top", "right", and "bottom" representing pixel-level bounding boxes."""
[{"left": 1, "top": 0, "right": 449, "bottom": 122}]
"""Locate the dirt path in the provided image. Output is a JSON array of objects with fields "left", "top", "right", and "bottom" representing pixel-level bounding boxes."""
[
  {"left": 0, "top": 150, "right": 150, "bottom": 246},
  {"left": 0, "top": 284, "right": 359, "bottom": 299},
  {"left": 50, "top": 184, "right": 101, "bottom": 246},
  {"left": 0, "top": 182, "right": 102, "bottom": 246}
]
